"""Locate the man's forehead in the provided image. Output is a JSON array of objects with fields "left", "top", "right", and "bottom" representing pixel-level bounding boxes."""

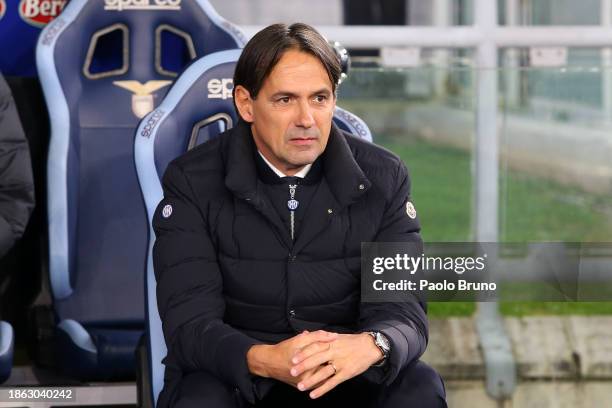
[{"left": 263, "top": 50, "right": 333, "bottom": 94}]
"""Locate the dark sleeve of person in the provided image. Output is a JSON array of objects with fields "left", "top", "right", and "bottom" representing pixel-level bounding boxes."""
[
  {"left": 152, "top": 162, "right": 268, "bottom": 404},
  {"left": 0, "top": 74, "right": 35, "bottom": 259},
  {"left": 359, "top": 160, "right": 428, "bottom": 385}
]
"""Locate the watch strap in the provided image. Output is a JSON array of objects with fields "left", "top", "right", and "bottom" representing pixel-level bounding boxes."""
[{"left": 368, "top": 331, "right": 389, "bottom": 367}]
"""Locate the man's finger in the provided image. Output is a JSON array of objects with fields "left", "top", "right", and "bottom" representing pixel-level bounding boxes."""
[
  {"left": 302, "top": 330, "right": 337, "bottom": 343},
  {"left": 294, "top": 330, "right": 337, "bottom": 349},
  {"left": 297, "top": 364, "right": 336, "bottom": 391},
  {"left": 310, "top": 373, "right": 342, "bottom": 399},
  {"left": 292, "top": 340, "right": 332, "bottom": 365},
  {"left": 291, "top": 348, "right": 332, "bottom": 376}
]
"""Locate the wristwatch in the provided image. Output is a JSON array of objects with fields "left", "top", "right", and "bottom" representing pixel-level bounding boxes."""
[{"left": 367, "top": 331, "right": 390, "bottom": 367}]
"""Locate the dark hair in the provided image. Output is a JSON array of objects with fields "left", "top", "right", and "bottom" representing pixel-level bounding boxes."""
[{"left": 233, "top": 23, "right": 342, "bottom": 101}]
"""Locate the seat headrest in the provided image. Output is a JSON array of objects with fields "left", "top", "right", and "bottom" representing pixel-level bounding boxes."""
[
  {"left": 136, "top": 49, "right": 242, "bottom": 183},
  {"left": 39, "top": 0, "right": 245, "bottom": 85}
]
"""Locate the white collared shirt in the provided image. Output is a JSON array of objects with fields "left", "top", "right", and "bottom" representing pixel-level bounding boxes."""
[{"left": 258, "top": 151, "right": 312, "bottom": 179}]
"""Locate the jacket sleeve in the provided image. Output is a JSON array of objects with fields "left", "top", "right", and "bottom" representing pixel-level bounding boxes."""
[
  {"left": 359, "top": 160, "right": 428, "bottom": 385},
  {"left": 0, "top": 74, "right": 35, "bottom": 259},
  {"left": 152, "top": 162, "right": 266, "bottom": 404}
]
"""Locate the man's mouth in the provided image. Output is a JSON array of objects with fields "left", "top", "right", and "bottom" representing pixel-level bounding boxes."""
[{"left": 289, "top": 137, "right": 317, "bottom": 146}]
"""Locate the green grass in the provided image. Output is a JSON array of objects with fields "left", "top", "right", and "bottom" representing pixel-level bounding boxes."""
[
  {"left": 382, "top": 141, "right": 473, "bottom": 242},
  {"left": 500, "top": 302, "right": 612, "bottom": 316},
  {"left": 426, "top": 302, "right": 475, "bottom": 317},
  {"left": 500, "top": 173, "right": 612, "bottom": 242},
  {"left": 426, "top": 302, "right": 612, "bottom": 317},
  {"left": 378, "top": 138, "right": 612, "bottom": 316}
]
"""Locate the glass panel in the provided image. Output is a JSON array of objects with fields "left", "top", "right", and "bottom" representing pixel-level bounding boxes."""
[
  {"left": 499, "top": 61, "right": 612, "bottom": 315},
  {"left": 406, "top": 0, "right": 473, "bottom": 26},
  {"left": 530, "top": 0, "right": 600, "bottom": 25},
  {"left": 339, "top": 60, "right": 476, "bottom": 317},
  {"left": 499, "top": 0, "right": 600, "bottom": 26},
  {"left": 340, "top": 53, "right": 612, "bottom": 316},
  {"left": 501, "top": 48, "right": 605, "bottom": 117},
  {"left": 500, "top": 60, "right": 612, "bottom": 243},
  {"left": 339, "top": 59, "right": 475, "bottom": 243}
]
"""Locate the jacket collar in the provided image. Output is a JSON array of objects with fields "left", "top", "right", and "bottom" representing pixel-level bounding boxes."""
[
  {"left": 224, "top": 120, "right": 259, "bottom": 200},
  {"left": 255, "top": 148, "right": 323, "bottom": 186},
  {"left": 224, "top": 119, "right": 371, "bottom": 209}
]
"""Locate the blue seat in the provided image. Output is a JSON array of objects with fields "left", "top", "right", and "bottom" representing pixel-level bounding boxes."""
[
  {"left": 134, "top": 49, "right": 373, "bottom": 405},
  {"left": 0, "top": 321, "right": 14, "bottom": 383},
  {"left": 36, "top": 0, "right": 245, "bottom": 380}
]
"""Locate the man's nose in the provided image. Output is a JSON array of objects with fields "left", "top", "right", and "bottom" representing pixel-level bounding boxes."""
[{"left": 295, "top": 100, "right": 315, "bottom": 128}]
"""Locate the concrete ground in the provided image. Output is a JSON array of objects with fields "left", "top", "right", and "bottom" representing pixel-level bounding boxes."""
[{"left": 422, "top": 316, "right": 612, "bottom": 407}]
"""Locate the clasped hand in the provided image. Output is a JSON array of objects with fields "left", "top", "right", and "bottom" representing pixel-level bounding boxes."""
[{"left": 247, "top": 330, "right": 383, "bottom": 399}]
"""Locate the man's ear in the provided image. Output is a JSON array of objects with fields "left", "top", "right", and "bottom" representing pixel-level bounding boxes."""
[{"left": 234, "top": 85, "right": 254, "bottom": 123}]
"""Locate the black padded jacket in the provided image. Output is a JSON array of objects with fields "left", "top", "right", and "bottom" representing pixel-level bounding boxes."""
[
  {"left": 153, "top": 120, "right": 428, "bottom": 405},
  {"left": 0, "top": 74, "right": 34, "bottom": 259}
]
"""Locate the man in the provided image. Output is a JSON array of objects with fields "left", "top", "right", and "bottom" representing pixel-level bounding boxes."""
[
  {"left": 0, "top": 72, "right": 34, "bottom": 259},
  {"left": 153, "top": 23, "right": 446, "bottom": 407}
]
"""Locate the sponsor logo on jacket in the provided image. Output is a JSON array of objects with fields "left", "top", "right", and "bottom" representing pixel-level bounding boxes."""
[
  {"left": 19, "top": 0, "right": 68, "bottom": 27},
  {"left": 0, "top": 0, "right": 6, "bottom": 21},
  {"left": 104, "top": 0, "right": 181, "bottom": 11},
  {"left": 207, "top": 78, "right": 233, "bottom": 100}
]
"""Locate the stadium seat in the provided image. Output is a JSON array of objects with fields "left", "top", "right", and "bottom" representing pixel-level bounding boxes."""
[
  {"left": 134, "top": 49, "right": 373, "bottom": 405},
  {"left": 35, "top": 0, "right": 245, "bottom": 381}
]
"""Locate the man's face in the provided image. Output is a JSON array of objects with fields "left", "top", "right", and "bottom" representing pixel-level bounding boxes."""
[{"left": 235, "top": 49, "right": 336, "bottom": 175}]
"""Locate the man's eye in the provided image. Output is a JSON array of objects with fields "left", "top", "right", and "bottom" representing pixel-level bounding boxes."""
[
  {"left": 277, "top": 97, "right": 291, "bottom": 104},
  {"left": 314, "top": 95, "right": 328, "bottom": 103}
]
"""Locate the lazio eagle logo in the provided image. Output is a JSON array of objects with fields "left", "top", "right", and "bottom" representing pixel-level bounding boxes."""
[{"left": 113, "top": 80, "right": 172, "bottom": 119}]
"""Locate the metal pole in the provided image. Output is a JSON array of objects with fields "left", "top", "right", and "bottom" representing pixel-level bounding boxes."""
[
  {"left": 474, "top": 0, "right": 498, "bottom": 244},
  {"left": 241, "top": 25, "right": 482, "bottom": 48},
  {"left": 474, "top": 0, "right": 517, "bottom": 401},
  {"left": 493, "top": 26, "right": 612, "bottom": 46},
  {"left": 602, "top": 0, "right": 612, "bottom": 120},
  {"left": 504, "top": 0, "right": 521, "bottom": 108},
  {"left": 432, "top": 0, "right": 451, "bottom": 97},
  {"left": 241, "top": 25, "right": 612, "bottom": 49}
]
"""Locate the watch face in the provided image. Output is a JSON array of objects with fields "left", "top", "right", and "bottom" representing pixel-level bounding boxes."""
[{"left": 377, "top": 332, "right": 390, "bottom": 351}]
